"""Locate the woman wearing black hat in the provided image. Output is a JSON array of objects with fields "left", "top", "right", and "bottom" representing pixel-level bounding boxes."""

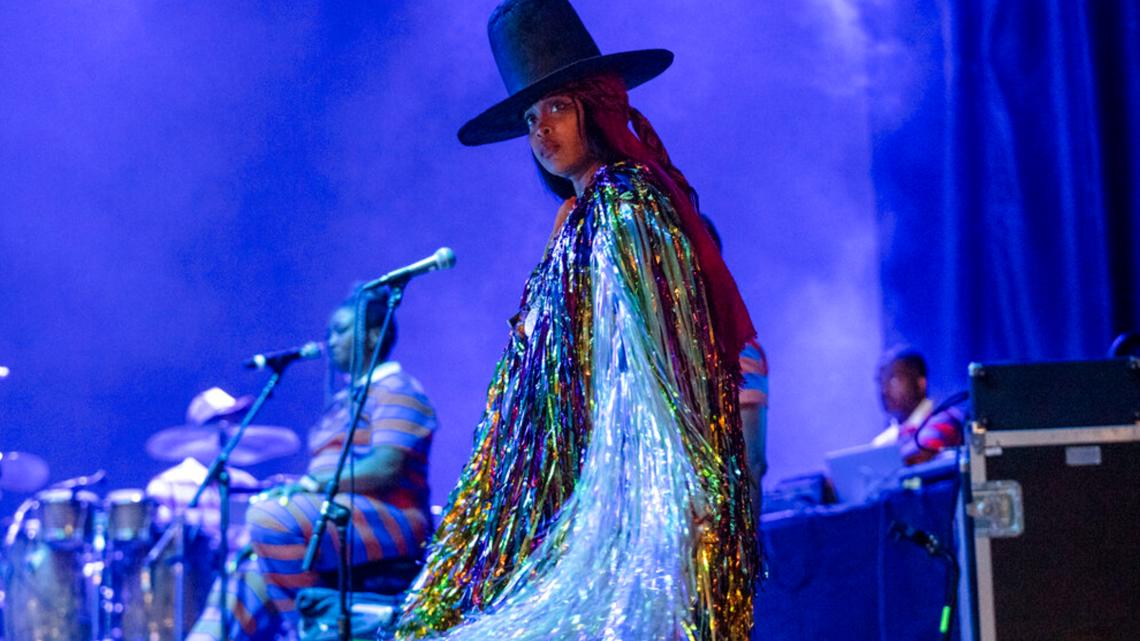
[{"left": 397, "top": 1, "right": 757, "bottom": 639}]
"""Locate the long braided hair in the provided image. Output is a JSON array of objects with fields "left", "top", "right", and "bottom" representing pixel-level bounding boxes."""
[
  {"left": 533, "top": 73, "right": 755, "bottom": 362},
  {"left": 323, "top": 286, "right": 399, "bottom": 409}
]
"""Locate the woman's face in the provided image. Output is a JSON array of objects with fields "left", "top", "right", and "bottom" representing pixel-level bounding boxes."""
[
  {"left": 327, "top": 306, "right": 356, "bottom": 373},
  {"left": 525, "top": 94, "right": 595, "bottom": 184}
]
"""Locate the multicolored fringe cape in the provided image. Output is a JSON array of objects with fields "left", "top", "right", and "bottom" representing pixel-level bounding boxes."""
[{"left": 397, "top": 162, "right": 756, "bottom": 640}]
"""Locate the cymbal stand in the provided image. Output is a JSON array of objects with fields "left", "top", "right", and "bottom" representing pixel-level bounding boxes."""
[
  {"left": 302, "top": 281, "right": 404, "bottom": 641},
  {"left": 188, "top": 361, "right": 291, "bottom": 641}
]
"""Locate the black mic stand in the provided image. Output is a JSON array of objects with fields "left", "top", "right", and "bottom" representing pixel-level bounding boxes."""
[
  {"left": 890, "top": 515, "right": 962, "bottom": 641},
  {"left": 187, "top": 361, "right": 292, "bottom": 641},
  {"left": 301, "top": 281, "right": 404, "bottom": 641},
  {"left": 898, "top": 390, "right": 971, "bottom": 638}
]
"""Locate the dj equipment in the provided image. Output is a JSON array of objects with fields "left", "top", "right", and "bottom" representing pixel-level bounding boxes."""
[
  {"left": 824, "top": 442, "right": 902, "bottom": 505},
  {"left": 760, "top": 472, "right": 836, "bottom": 513},
  {"left": 966, "top": 358, "right": 1140, "bottom": 641}
]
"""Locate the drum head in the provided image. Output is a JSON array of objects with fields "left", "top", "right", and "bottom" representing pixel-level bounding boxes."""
[
  {"left": 105, "top": 489, "right": 155, "bottom": 543},
  {"left": 31, "top": 489, "right": 98, "bottom": 546}
]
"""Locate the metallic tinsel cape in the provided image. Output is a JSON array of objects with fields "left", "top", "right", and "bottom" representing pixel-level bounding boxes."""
[{"left": 396, "top": 162, "right": 756, "bottom": 640}]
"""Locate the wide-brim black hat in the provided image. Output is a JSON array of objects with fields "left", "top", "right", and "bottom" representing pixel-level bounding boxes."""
[{"left": 458, "top": 0, "right": 673, "bottom": 146}]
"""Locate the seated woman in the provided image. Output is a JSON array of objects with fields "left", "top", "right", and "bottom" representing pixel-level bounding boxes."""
[{"left": 189, "top": 286, "right": 438, "bottom": 641}]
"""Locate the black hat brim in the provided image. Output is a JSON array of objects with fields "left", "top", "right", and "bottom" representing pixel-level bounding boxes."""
[{"left": 458, "top": 48, "right": 673, "bottom": 146}]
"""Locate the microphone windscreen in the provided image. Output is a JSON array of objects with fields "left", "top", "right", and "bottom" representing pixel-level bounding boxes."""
[{"left": 435, "top": 247, "right": 456, "bottom": 270}]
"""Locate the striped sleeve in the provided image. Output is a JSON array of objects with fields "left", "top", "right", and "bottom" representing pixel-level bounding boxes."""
[
  {"left": 368, "top": 372, "right": 437, "bottom": 456},
  {"left": 902, "top": 409, "right": 964, "bottom": 465},
  {"left": 739, "top": 338, "right": 769, "bottom": 407}
]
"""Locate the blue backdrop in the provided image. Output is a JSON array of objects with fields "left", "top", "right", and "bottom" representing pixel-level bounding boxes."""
[
  {"left": 1, "top": 1, "right": 1136, "bottom": 596},
  {"left": 0, "top": 1, "right": 885, "bottom": 517},
  {"left": 867, "top": 0, "right": 1140, "bottom": 402}
]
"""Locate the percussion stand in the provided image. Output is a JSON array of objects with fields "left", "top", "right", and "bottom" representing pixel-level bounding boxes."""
[
  {"left": 188, "top": 361, "right": 293, "bottom": 641},
  {"left": 302, "top": 281, "right": 404, "bottom": 641}
]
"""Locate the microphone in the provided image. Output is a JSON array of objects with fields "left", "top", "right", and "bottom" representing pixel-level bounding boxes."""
[
  {"left": 243, "top": 341, "right": 324, "bottom": 371},
  {"left": 360, "top": 247, "right": 456, "bottom": 290}
]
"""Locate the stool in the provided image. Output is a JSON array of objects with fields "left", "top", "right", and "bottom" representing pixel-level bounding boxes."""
[
  {"left": 298, "top": 559, "right": 421, "bottom": 641},
  {"left": 318, "top": 558, "right": 421, "bottom": 595}
]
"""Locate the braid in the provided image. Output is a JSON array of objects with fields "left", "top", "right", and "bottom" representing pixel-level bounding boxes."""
[
  {"left": 540, "top": 72, "right": 755, "bottom": 362},
  {"left": 555, "top": 74, "right": 699, "bottom": 212},
  {"left": 628, "top": 106, "right": 699, "bottom": 211}
]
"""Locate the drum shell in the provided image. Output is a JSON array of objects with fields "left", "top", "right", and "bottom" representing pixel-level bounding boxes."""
[
  {"left": 2, "top": 491, "right": 100, "bottom": 641},
  {"left": 2, "top": 491, "right": 215, "bottom": 641},
  {"left": 108, "top": 522, "right": 216, "bottom": 641},
  {"left": 2, "top": 534, "right": 96, "bottom": 641}
]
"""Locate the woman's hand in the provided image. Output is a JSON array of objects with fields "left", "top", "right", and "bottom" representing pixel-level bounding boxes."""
[{"left": 251, "top": 474, "right": 321, "bottom": 506}]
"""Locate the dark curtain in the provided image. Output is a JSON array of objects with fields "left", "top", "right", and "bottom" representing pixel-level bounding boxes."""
[{"left": 865, "top": 0, "right": 1140, "bottom": 398}]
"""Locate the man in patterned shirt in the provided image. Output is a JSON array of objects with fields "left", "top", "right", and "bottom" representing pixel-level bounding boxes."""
[
  {"left": 188, "top": 286, "right": 438, "bottom": 641},
  {"left": 871, "top": 346, "right": 961, "bottom": 465}
]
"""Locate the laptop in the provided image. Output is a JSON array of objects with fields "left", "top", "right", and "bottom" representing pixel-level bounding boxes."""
[{"left": 824, "top": 442, "right": 904, "bottom": 505}]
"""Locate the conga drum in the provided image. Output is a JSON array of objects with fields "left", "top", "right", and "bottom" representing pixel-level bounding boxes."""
[
  {"left": 2, "top": 489, "right": 100, "bottom": 641},
  {"left": 107, "top": 512, "right": 217, "bottom": 641}
]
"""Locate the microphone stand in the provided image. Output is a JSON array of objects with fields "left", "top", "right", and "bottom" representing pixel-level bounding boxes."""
[
  {"left": 301, "top": 281, "right": 404, "bottom": 641},
  {"left": 187, "top": 361, "right": 292, "bottom": 641},
  {"left": 889, "top": 519, "right": 961, "bottom": 641}
]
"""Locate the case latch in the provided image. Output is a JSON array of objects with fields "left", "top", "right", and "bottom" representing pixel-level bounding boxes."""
[{"left": 969, "top": 480, "right": 1024, "bottom": 538}]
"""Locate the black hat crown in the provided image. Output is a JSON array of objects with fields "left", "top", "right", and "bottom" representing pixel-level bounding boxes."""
[{"left": 458, "top": 0, "right": 673, "bottom": 146}]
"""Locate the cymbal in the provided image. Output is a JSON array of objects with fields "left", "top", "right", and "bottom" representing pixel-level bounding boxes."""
[
  {"left": 0, "top": 451, "right": 50, "bottom": 493},
  {"left": 145, "top": 424, "right": 301, "bottom": 467}
]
